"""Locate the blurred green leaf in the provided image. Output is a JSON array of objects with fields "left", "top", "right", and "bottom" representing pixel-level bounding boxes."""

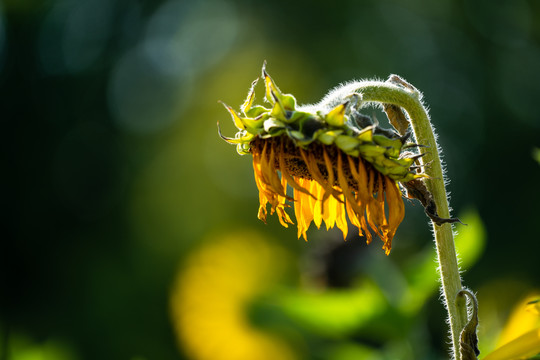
[
  {"left": 533, "top": 148, "right": 540, "bottom": 165},
  {"left": 401, "top": 248, "right": 439, "bottom": 314},
  {"left": 322, "top": 342, "right": 379, "bottom": 360},
  {"left": 454, "top": 208, "right": 487, "bottom": 270},
  {"left": 3, "top": 334, "right": 78, "bottom": 360},
  {"left": 401, "top": 207, "right": 486, "bottom": 314},
  {"left": 268, "top": 280, "right": 388, "bottom": 337}
]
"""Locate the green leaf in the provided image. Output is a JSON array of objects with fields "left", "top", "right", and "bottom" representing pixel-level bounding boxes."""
[
  {"left": 454, "top": 208, "right": 486, "bottom": 271},
  {"left": 270, "top": 280, "right": 388, "bottom": 337},
  {"left": 401, "top": 207, "right": 486, "bottom": 314}
]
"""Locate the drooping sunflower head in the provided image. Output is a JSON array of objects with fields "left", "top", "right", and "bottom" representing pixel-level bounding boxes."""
[{"left": 219, "top": 64, "right": 426, "bottom": 254}]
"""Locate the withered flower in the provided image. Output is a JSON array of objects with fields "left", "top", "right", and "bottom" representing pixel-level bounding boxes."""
[{"left": 219, "top": 65, "right": 425, "bottom": 254}]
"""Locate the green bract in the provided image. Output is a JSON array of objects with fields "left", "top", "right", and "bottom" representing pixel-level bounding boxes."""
[{"left": 219, "top": 65, "right": 425, "bottom": 182}]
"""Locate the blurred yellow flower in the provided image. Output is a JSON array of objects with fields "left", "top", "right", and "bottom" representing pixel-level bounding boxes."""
[
  {"left": 220, "top": 65, "right": 425, "bottom": 254},
  {"left": 483, "top": 293, "right": 540, "bottom": 360},
  {"left": 169, "top": 231, "right": 296, "bottom": 360}
]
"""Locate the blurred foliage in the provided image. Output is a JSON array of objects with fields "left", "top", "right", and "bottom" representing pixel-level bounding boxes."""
[{"left": 2, "top": 0, "right": 540, "bottom": 359}]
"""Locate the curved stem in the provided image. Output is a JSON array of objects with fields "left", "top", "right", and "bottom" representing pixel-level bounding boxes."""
[{"left": 347, "top": 80, "right": 468, "bottom": 359}]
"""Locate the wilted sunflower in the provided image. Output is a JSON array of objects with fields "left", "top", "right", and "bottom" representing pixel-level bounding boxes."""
[{"left": 219, "top": 65, "right": 426, "bottom": 254}]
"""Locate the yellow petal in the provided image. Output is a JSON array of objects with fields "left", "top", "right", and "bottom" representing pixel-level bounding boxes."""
[
  {"left": 313, "top": 182, "right": 324, "bottom": 229},
  {"left": 345, "top": 198, "right": 362, "bottom": 234},
  {"left": 346, "top": 156, "right": 372, "bottom": 242},
  {"left": 376, "top": 175, "right": 389, "bottom": 232},
  {"left": 322, "top": 192, "right": 337, "bottom": 230},
  {"left": 385, "top": 176, "right": 405, "bottom": 243},
  {"left": 276, "top": 206, "right": 293, "bottom": 228},
  {"left": 294, "top": 178, "right": 315, "bottom": 240},
  {"left": 294, "top": 187, "right": 307, "bottom": 240},
  {"left": 365, "top": 172, "right": 384, "bottom": 238},
  {"left": 322, "top": 147, "right": 336, "bottom": 203},
  {"left": 266, "top": 143, "right": 287, "bottom": 198},
  {"left": 335, "top": 194, "right": 348, "bottom": 239},
  {"left": 337, "top": 153, "right": 362, "bottom": 222}
]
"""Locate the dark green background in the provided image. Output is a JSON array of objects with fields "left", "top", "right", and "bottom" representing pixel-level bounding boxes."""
[{"left": 2, "top": 0, "right": 540, "bottom": 359}]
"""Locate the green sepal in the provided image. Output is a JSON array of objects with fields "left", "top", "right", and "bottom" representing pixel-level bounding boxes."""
[
  {"left": 221, "top": 64, "right": 426, "bottom": 183},
  {"left": 236, "top": 142, "right": 251, "bottom": 155},
  {"left": 357, "top": 127, "right": 374, "bottom": 143},
  {"left": 241, "top": 78, "right": 259, "bottom": 116},
  {"left": 270, "top": 98, "right": 288, "bottom": 121},
  {"left": 288, "top": 111, "right": 313, "bottom": 124},
  {"left": 317, "top": 130, "right": 344, "bottom": 145},
  {"left": 394, "top": 157, "right": 415, "bottom": 168},
  {"left": 358, "top": 143, "right": 387, "bottom": 158},
  {"left": 220, "top": 101, "right": 245, "bottom": 130},
  {"left": 282, "top": 94, "right": 297, "bottom": 111},
  {"left": 335, "top": 135, "right": 361, "bottom": 153},
  {"left": 373, "top": 134, "right": 402, "bottom": 158},
  {"left": 263, "top": 66, "right": 281, "bottom": 105},
  {"left": 242, "top": 117, "right": 265, "bottom": 135},
  {"left": 218, "top": 124, "right": 254, "bottom": 145},
  {"left": 263, "top": 118, "right": 286, "bottom": 133},
  {"left": 288, "top": 130, "right": 307, "bottom": 141},
  {"left": 245, "top": 105, "right": 269, "bottom": 118},
  {"left": 325, "top": 102, "right": 348, "bottom": 127}
]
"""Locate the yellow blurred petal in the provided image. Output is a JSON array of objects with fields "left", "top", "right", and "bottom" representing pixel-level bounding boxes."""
[
  {"left": 170, "top": 232, "right": 297, "bottom": 360},
  {"left": 483, "top": 329, "right": 540, "bottom": 360},
  {"left": 497, "top": 293, "right": 540, "bottom": 348},
  {"left": 528, "top": 299, "right": 540, "bottom": 316}
]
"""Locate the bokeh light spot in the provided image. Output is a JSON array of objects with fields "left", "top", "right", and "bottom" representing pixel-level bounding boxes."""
[
  {"left": 170, "top": 230, "right": 297, "bottom": 360},
  {"left": 38, "top": 0, "right": 113, "bottom": 74},
  {"left": 108, "top": 45, "right": 192, "bottom": 134}
]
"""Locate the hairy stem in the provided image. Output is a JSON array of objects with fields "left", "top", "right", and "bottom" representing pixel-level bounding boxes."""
[{"left": 347, "top": 79, "right": 468, "bottom": 359}]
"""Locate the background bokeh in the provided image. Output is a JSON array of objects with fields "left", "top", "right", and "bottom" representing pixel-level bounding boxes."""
[{"left": 2, "top": 0, "right": 540, "bottom": 359}]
